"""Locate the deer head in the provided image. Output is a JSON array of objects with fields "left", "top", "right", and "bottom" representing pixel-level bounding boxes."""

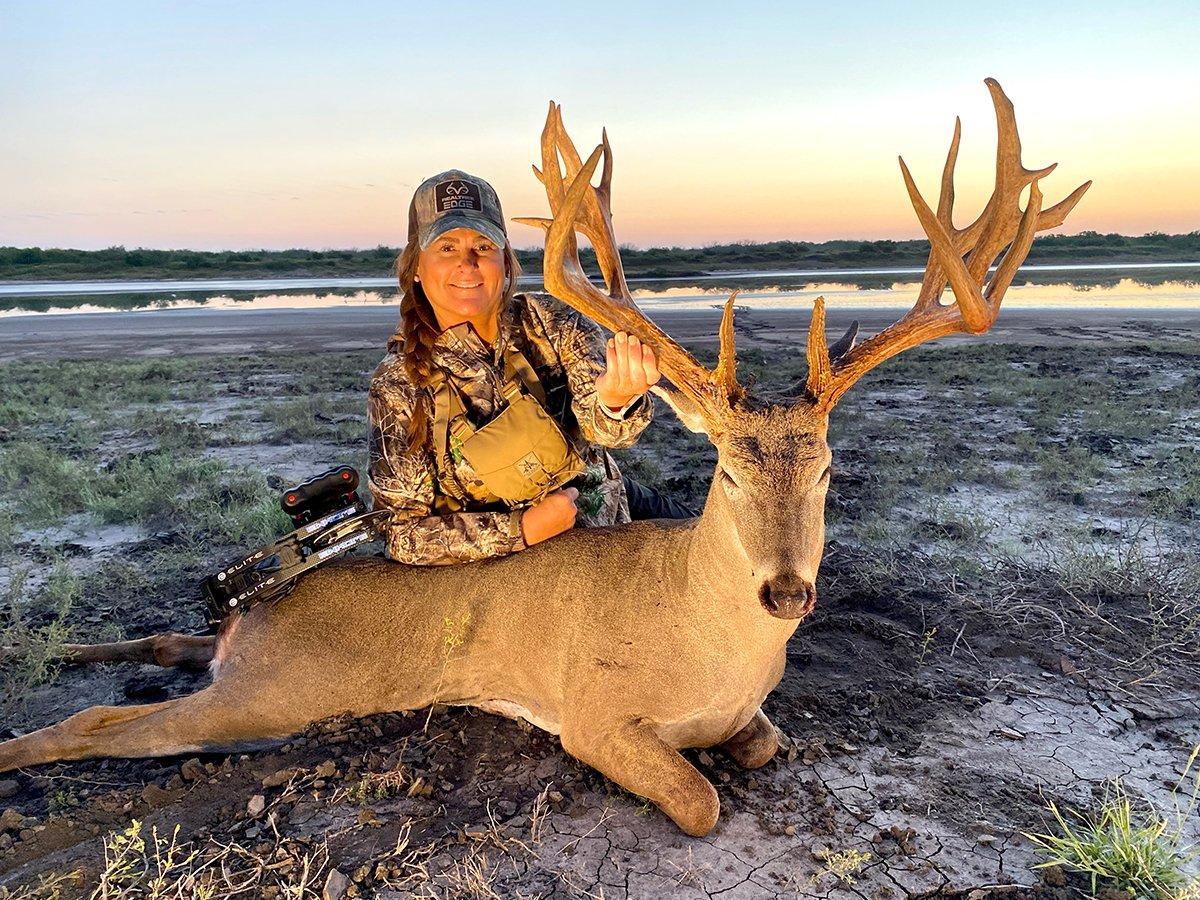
[{"left": 518, "top": 81, "right": 1089, "bottom": 622}]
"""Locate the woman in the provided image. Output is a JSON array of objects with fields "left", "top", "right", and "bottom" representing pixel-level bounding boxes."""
[{"left": 367, "top": 169, "right": 692, "bottom": 565}]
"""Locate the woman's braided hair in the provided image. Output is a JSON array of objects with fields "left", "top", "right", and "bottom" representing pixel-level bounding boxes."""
[{"left": 393, "top": 241, "right": 522, "bottom": 452}]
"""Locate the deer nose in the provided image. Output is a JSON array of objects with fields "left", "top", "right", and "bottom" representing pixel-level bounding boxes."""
[{"left": 758, "top": 575, "right": 817, "bottom": 620}]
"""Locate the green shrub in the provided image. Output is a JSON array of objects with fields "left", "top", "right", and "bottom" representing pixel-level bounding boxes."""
[
  {"left": 1026, "top": 767, "right": 1199, "bottom": 900},
  {"left": 1, "top": 563, "right": 78, "bottom": 707},
  {"left": 0, "top": 442, "right": 95, "bottom": 523}
]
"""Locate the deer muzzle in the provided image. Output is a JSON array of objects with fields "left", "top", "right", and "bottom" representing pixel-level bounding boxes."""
[{"left": 758, "top": 574, "right": 817, "bottom": 620}]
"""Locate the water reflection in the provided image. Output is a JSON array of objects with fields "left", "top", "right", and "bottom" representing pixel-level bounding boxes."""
[
  {"left": 3, "top": 269, "right": 1200, "bottom": 316},
  {"left": 627, "top": 278, "right": 1200, "bottom": 311},
  {"left": 0, "top": 289, "right": 400, "bottom": 316},
  {"left": 634, "top": 270, "right": 1200, "bottom": 294}
]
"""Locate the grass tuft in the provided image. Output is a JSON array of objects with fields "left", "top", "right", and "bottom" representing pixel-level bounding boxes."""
[
  {"left": 1, "top": 562, "right": 78, "bottom": 708},
  {"left": 0, "top": 442, "right": 95, "bottom": 524},
  {"left": 1025, "top": 757, "right": 1200, "bottom": 900}
]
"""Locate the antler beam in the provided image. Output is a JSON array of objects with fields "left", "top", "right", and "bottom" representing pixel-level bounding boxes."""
[
  {"left": 517, "top": 104, "right": 745, "bottom": 420},
  {"left": 804, "top": 78, "right": 1090, "bottom": 411}
]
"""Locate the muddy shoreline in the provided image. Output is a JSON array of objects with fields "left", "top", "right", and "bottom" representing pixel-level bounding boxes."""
[{"left": 5, "top": 306, "right": 1200, "bottom": 363}]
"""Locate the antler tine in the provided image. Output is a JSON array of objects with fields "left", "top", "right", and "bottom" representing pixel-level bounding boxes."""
[
  {"left": 900, "top": 156, "right": 991, "bottom": 334},
  {"left": 542, "top": 141, "right": 732, "bottom": 411},
  {"left": 911, "top": 117, "right": 963, "bottom": 314},
  {"left": 964, "top": 79, "right": 1040, "bottom": 287},
  {"left": 804, "top": 79, "right": 1090, "bottom": 413},
  {"left": 599, "top": 128, "right": 615, "bottom": 207},
  {"left": 513, "top": 105, "right": 580, "bottom": 254},
  {"left": 936, "top": 117, "right": 961, "bottom": 229},
  {"left": 714, "top": 292, "right": 742, "bottom": 401},
  {"left": 543, "top": 110, "right": 629, "bottom": 299},
  {"left": 987, "top": 178, "right": 1043, "bottom": 303},
  {"left": 541, "top": 102, "right": 568, "bottom": 215},
  {"left": 1037, "top": 179, "right": 1092, "bottom": 230},
  {"left": 805, "top": 297, "right": 832, "bottom": 399},
  {"left": 594, "top": 128, "right": 628, "bottom": 299}
]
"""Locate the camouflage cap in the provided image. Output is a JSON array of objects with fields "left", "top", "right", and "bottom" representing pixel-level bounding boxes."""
[{"left": 407, "top": 170, "right": 508, "bottom": 250}]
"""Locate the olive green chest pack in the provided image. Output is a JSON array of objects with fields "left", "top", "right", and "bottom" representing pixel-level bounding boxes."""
[{"left": 428, "top": 343, "right": 585, "bottom": 508}]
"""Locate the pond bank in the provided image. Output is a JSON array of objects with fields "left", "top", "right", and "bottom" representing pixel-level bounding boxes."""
[{"left": 5, "top": 305, "right": 1200, "bottom": 364}]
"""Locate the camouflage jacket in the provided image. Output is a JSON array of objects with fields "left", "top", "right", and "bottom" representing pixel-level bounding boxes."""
[{"left": 367, "top": 292, "right": 652, "bottom": 565}]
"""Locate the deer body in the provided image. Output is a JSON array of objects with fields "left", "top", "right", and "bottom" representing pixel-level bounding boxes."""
[
  {"left": 205, "top": 470, "right": 800, "bottom": 742},
  {"left": 223, "top": 512, "right": 783, "bottom": 741},
  {"left": 0, "top": 81, "right": 1088, "bottom": 837},
  {"left": 0, "top": 483, "right": 793, "bottom": 835}
]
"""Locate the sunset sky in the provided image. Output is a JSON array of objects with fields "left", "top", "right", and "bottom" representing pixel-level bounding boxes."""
[{"left": 2, "top": 1, "right": 1197, "bottom": 251}]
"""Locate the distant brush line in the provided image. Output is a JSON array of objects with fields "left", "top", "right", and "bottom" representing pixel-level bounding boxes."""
[
  {"left": 4, "top": 232, "right": 1199, "bottom": 284},
  {"left": 3, "top": 261, "right": 1199, "bottom": 298}
]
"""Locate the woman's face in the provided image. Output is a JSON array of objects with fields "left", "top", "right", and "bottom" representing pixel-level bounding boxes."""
[{"left": 416, "top": 228, "right": 507, "bottom": 339}]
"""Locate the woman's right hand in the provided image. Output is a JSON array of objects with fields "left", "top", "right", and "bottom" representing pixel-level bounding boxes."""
[{"left": 520, "top": 487, "right": 579, "bottom": 546}]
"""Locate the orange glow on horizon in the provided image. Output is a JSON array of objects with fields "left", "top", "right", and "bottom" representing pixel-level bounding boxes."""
[{"left": 6, "top": 97, "right": 1197, "bottom": 251}]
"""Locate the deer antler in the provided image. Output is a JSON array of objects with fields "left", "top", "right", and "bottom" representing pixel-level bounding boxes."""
[
  {"left": 516, "top": 103, "right": 744, "bottom": 420},
  {"left": 805, "top": 78, "right": 1091, "bottom": 412}
]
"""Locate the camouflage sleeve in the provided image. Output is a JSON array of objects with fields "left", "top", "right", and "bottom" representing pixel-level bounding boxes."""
[
  {"left": 550, "top": 302, "right": 653, "bottom": 450},
  {"left": 367, "top": 364, "right": 527, "bottom": 566}
]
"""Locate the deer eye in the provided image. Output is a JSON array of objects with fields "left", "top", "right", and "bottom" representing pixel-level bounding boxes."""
[
  {"left": 720, "top": 468, "right": 744, "bottom": 497},
  {"left": 818, "top": 465, "right": 833, "bottom": 483}
]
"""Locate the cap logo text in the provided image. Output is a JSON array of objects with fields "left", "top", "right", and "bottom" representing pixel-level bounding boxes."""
[{"left": 435, "top": 179, "right": 481, "bottom": 213}]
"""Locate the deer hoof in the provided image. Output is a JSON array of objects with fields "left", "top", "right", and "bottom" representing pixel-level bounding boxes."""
[{"left": 720, "top": 711, "right": 778, "bottom": 769}]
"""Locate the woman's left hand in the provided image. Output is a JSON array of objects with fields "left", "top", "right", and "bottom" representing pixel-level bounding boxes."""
[{"left": 595, "top": 332, "right": 660, "bottom": 410}]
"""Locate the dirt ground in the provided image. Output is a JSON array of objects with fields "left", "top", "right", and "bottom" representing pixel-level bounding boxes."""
[{"left": 0, "top": 306, "right": 1198, "bottom": 898}]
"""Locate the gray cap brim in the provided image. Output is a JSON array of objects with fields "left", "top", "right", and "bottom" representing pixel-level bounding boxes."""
[{"left": 418, "top": 213, "right": 507, "bottom": 251}]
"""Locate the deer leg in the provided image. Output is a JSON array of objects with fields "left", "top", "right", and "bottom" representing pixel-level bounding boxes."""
[
  {"left": 562, "top": 721, "right": 720, "bottom": 837},
  {"left": 60, "top": 633, "right": 216, "bottom": 670},
  {"left": 0, "top": 685, "right": 304, "bottom": 773},
  {"left": 718, "top": 708, "right": 778, "bottom": 769}
]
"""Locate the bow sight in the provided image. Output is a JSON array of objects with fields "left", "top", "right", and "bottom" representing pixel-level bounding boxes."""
[{"left": 201, "top": 466, "right": 391, "bottom": 623}]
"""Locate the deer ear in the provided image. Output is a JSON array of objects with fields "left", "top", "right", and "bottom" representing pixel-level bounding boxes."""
[
  {"left": 828, "top": 321, "right": 859, "bottom": 360},
  {"left": 650, "top": 384, "right": 709, "bottom": 435}
]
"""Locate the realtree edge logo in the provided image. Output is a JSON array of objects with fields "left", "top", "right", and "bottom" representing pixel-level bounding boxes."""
[{"left": 436, "top": 179, "right": 480, "bottom": 212}]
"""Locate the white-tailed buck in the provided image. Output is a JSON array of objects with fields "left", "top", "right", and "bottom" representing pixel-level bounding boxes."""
[{"left": 0, "top": 80, "right": 1087, "bottom": 836}]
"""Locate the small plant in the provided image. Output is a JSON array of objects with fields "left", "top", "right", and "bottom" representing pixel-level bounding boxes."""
[
  {"left": 373, "top": 819, "right": 435, "bottom": 892},
  {"left": 424, "top": 612, "right": 471, "bottom": 732},
  {"left": 339, "top": 769, "right": 410, "bottom": 806},
  {"left": 263, "top": 396, "right": 335, "bottom": 442},
  {"left": 0, "top": 869, "right": 85, "bottom": 900},
  {"left": 1025, "top": 758, "right": 1200, "bottom": 900},
  {"left": 0, "top": 506, "right": 15, "bottom": 554},
  {"left": 0, "top": 441, "right": 95, "bottom": 524},
  {"left": 441, "top": 845, "right": 501, "bottom": 900},
  {"left": 916, "top": 626, "right": 938, "bottom": 666},
  {"left": 528, "top": 784, "right": 552, "bottom": 844},
  {"left": 809, "top": 846, "right": 872, "bottom": 887},
  {"left": 443, "top": 612, "right": 470, "bottom": 654},
  {"left": 1, "top": 563, "right": 77, "bottom": 708},
  {"left": 47, "top": 786, "right": 79, "bottom": 816},
  {"left": 573, "top": 464, "right": 608, "bottom": 519},
  {"left": 94, "top": 819, "right": 203, "bottom": 899},
  {"left": 666, "top": 846, "right": 711, "bottom": 888},
  {"left": 86, "top": 818, "right": 333, "bottom": 898}
]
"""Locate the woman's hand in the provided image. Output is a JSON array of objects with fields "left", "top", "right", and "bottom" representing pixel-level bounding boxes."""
[
  {"left": 595, "top": 332, "right": 660, "bottom": 411},
  {"left": 520, "top": 487, "right": 579, "bottom": 545}
]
